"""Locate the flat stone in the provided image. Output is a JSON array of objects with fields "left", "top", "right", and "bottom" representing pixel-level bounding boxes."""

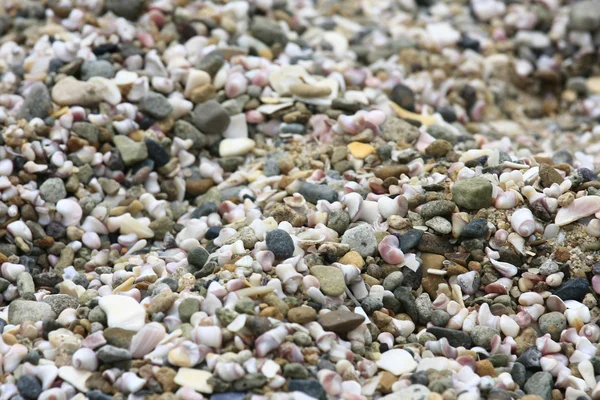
[
  {"left": 451, "top": 177, "right": 493, "bottom": 210},
  {"left": 553, "top": 278, "right": 589, "bottom": 302},
  {"left": 341, "top": 224, "right": 377, "bottom": 258},
  {"left": 427, "top": 327, "right": 473, "bottom": 348},
  {"left": 524, "top": 372, "right": 553, "bottom": 400},
  {"left": 310, "top": 265, "right": 346, "bottom": 296},
  {"left": 298, "top": 182, "right": 339, "bottom": 204},
  {"left": 42, "top": 294, "right": 79, "bottom": 315},
  {"left": 8, "top": 300, "right": 56, "bottom": 324},
  {"left": 318, "top": 310, "right": 365, "bottom": 333},
  {"left": 113, "top": 135, "right": 148, "bottom": 166}
]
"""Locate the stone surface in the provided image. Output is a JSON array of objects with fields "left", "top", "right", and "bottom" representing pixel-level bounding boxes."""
[
  {"left": 8, "top": 300, "right": 56, "bottom": 324},
  {"left": 341, "top": 225, "right": 377, "bottom": 257},
  {"left": 310, "top": 266, "right": 345, "bottom": 296},
  {"left": 451, "top": 177, "right": 493, "bottom": 209},
  {"left": 318, "top": 310, "right": 365, "bottom": 333}
]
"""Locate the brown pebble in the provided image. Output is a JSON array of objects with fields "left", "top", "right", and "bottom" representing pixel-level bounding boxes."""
[
  {"left": 287, "top": 307, "right": 317, "bottom": 324},
  {"left": 554, "top": 246, "right": 570, "bottom": 262},
  {"left": 425, "top": 139, "right": 453, "bottom": 157},
  {"left": 475, "top": 360, "right": 496, "bottom": 377},
  {"left": 338, "top": 250, "right": 364, "bottom": 268},
  {"left": 318, "top": 310, "right": 365, "bottom": 334},
  {"left": 377, "top": 371, "right": 397, "bottom": 393},
  {"left": 539, "top": 164, "right": 564, "bottom": 188},
  {"left": 374, "top": 165, "right": 409, "bottom": 180},
  {"left": 186, "top": 179, "right": 214, "bottom": 196}
]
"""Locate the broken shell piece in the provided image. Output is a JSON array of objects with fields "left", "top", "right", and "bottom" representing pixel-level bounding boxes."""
[{"left": 555, "top": 196, "right": 600, "bottom": 226}]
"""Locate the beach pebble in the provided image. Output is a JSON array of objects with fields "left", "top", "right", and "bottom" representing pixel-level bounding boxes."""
[
  {"left": 452, "top": 178, "right": 493, "bottom": 210},
  {"left": 8, "top": 300, "right": 55, "bottom": 324},
  {"left": 318, "top": 310, "right": 365, "bottom": 333},
  {"left": 266, "top": 229, "right": 295, "bottom": 259},
  {"left": 310, "top": 266, "right": 345, "bottom": 296},
  {"left": 139, "top": 92, "right": 173, "bottom": 119},
  {"left": 341, "top": 225, "right": 377, "bottom": 257},
  {"left": 192, "top": 100, "right": 231, "bottom": 135},
  {"left": 113, "top": 135, "right": 148, "bottom": 166}
]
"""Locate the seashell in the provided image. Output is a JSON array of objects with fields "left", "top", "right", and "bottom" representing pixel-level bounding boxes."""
[
  {"left": 447, "top": 308, "right": 468, "bottom": 329},
  {"left": 478, "top": 303, "right": 499, "bottom": 329},
  {"left": 307, "top": 321, "right": 337, "bottom": 352},
  {"left": 462, "top": 310, "right": 478, "bottom": 333},
  {"left": 4, "top": 344, "right": 27, "bottom": 373},
  {"left": 536, "top": 334, "right": 562, "bottom": 355},
  {"left": 519, "top": 292, "right": 543, "bottom": 306},
  {"left": 523, "top": 304, "right": 546, "bottom": 321},
  {"left": 275, "top": 263, "right": 303, "bottom": 294},
  {"left": 56, "top": 199, "right": 83, "bottom": 227},
  {"left": 129, "top": 322, "right": 166, "bottom": 358},
  {"left": 6, "top": 221, "right": 32, "bottom": 241},
  {"left": 191, "top": 326, "right": 222, "bottom": 348},
  {"left": 168, "top": 341, "right": 206, "bottom": 367},
  {"left": 377, "top": 235, "right": 404, "bottom": 264},
  {"left": 579, "top": 323, "right": 600, "bottom": 342},
  {"left": 485, "top": 277, "right": 513, "bottom": 294},
  {"left": 255, "top": 325, "right": 289, "bottom": 357},
  {"left": 116, "top": 372, "right": 146, "bottom": 394},
  {"left": 546, "top": 295, "right": 567, "bottom": 312},
  {"left": 489, "top": 258, "right": 518, "bottom": 277},
  {"left": 511, "top": 208, "right": 536, "bottom": 237},
  {"left": 317, "top": 370, "right": 342, "bottom": 397},
  {"left": 215, "top": 362, "right": 246, "bottom": 382},
  {"left": 555, "top": 196, "right": 600, "bottom": 226},
  {"left": 277, "top": 341, "right": 305, "bottom": 363},
  {"left": 499, "top": 315, "right": 520, "bottom": 337},
  {"left": 72, "top": 348, "right": 98, "bottom": 371}
]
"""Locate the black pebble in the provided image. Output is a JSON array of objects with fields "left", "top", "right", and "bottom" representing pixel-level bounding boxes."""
[
  {"left": 438, "top": 106, "right": 457, "bottom": 122},
  {"left": 145, "top": 139, "right": 170, "bottom": 168},
  {"left": 205, "top": 226, "right": 222, "bottom": 240},
  {"left": 461, "top": 218, "right": 489, "bottom": 239},
  {"left": 458, "top": 35, "right": 480, "bottom": 51},
  {"left": 390, "top": 83, "right": 415, "bottom": 111},
  {"left": 92, "top": 43, "right": 119, "bottom": 56},
  {"left": 399, "top": 229, "right": 423, "bottom": 252},
  {"left": 553, "top": 278, "right": 590, "bottom": 302}
]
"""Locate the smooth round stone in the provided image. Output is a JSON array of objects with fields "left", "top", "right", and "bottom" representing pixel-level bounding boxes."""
[
  {"left": 205, "top": 226, "right": 222, "bottom": 240},
  {"left": 298, "top": 182, "right": 339, "bottom": 204},
  {"left": 178, "top": 298, "right": 201, "bottom": 323},
  {"left": 192, "top": 100, "right": 231, "bottom": 135},
  {"left": 430, "top": 309, "right": 450, "bottom": 327},
  {"left": 287, "top": 307, "right": 317, "bottom": 324},
  {"left": 523, "top": 372, "right": 553, "bottom": 400},
  {"left": 382, "top": 271, "right": 404, "bottom": 291},
  {"left": 139, "top": 92, "right": 173, "bottom": 119},
  {"left": 105, "top": 0, "right": 143, "bottom": 19},
  {"left": 341, "top": 225, "right": 377, "bottom": 258},
  {"left": 80, "top": 60, "right": 115, "bottom": 80},
  {"left": 266, "top": 229, "right": 294, "bottom": 259},
  {"left": 538, "top": 311, "right": 567, "bottom": 340},
  {"left": 16, "top": 375, "right": 42, "bottom": 400},
  {"left": 451, "top": 177, "right": 493, "bottom": 210},
  {"left": 361, "top": 297, "right": 383, "bottom": 314},
  {"left": 390, "top": 83, "right": 415, "bottom": 111},
  {"left": 187, "top": 247, "right": 209, "bottom": 268}
]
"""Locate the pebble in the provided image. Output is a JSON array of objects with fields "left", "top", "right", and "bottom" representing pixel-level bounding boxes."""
[
  {"left": 287, "top": 306, "right": 317, "bottom": 324},
  {"left": 139, "top": 92, "right": 173, "bottom": 120},
  {"left": 219, "top": 138, "right": 256, "bottom": 157},
  {"left": 553, "top": 277, "right": 589, "bottom": 301},
  {"left": 427, "top": 327, "right": 473, "bottom": 348},
  {"left": 39, "top": 178, "right": 67, "bottom": 204},
  {"left": 113, "top": 136, "right": 148, "bottom": 166},
  {"left": 538, "top": 312, "right": 567, "bottom": 340},
  {"left": 318, "top": 310, "right": 365, "bottom": 333},
  {"left": 451, "top": 178, "right": 493, "bottom": 209},
  {"left": 288, "top": 380, "right": 325, "bottom": 399},
  {"left": 341, "top": 225, "right": 377, "bottom": 258},
  {"left": 266, "top": 229, "right": 295, "bottom": 259},
  {"left": 8, "top": 300, "right": 55, "bottom": 324},
  {"left": 461, "top": 218, "right": 489, "bottom": 238},
  {"left": 187, "top": 247, "right": 209, "bottom": 268},
  {"left": 80, "top": 60, "right": 115, "bottom": 80},
  {"left": 310, "top": 265, "right": 346, "bottom": 296},
  {"left": 298, "top": 182, "right": 339, "bottom": 204},
  {"left": 192, "top": 100, "right": 231, "bottom": 135},
  {"left": 524, "top": 372, "right": 553, "bottom": 400},
  {"left": 18, "top": 82, "right": 51, "bottom": 120}
]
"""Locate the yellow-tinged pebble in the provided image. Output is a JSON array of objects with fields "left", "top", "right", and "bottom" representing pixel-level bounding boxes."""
[
  {"left": 390, "top": 101, "right": 437, "bottom": 127},
  {"left": 348, "top": 142, "right": 375, "bottom": 159},
  {"left": 588, "top": 76, "right": 600, "bottom": 94},
  {"left": 52, "top": 107, "right": 70, "bottom": 118}
]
